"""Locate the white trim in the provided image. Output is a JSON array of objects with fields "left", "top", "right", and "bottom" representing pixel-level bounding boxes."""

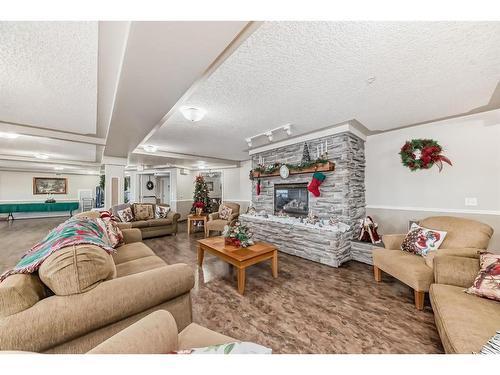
[
  {"left": 248, "top": 122, "right": 366, "bottom": 155},
  {"left": 366, "top": 205, "right": 500, "bottom": 216}
]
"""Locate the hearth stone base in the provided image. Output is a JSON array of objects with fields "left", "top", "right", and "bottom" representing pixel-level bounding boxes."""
[{"left": 239, "top": 214, "right": 353, "bottom": 267}]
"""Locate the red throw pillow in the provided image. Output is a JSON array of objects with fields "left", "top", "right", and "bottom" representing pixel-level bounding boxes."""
[{"left": 466, "top": 252, "right": 500, "bottom": 302}]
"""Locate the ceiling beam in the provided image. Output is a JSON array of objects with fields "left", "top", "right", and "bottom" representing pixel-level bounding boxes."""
[
  {"left": 0, "top": 154, "right": 101, "bottom": 168},
  {"left": 0, "top": 121, "right": 106, "bottom": 145},
  {"left": 132, "top": 149, "right": 240, "bottom": 165}
]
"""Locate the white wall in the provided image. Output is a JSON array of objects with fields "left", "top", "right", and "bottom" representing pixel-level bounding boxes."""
[{"left": 365, "top": 109, "right": 500, "bottom": 250}]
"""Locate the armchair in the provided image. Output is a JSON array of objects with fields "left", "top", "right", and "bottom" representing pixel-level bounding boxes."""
[
  {"left": 206, "top": 202, "right": 240, "bottom": 236},
  {"left": 372, "top": 216, "right": 493, "bottom": 310}
]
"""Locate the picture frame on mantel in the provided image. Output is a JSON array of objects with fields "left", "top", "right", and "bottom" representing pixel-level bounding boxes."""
[{"left": 33, "top": 177, "right": 68, "bottom": 195}]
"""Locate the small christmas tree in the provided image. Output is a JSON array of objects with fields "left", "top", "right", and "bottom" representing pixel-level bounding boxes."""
[
  {"left": 301, "top": 142, "right": 311, "bottom": 163},
  {"left": 191, "top": 175, "right": 211, "bottom": 214}
]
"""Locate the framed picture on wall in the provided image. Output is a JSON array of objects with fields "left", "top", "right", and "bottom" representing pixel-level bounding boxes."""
[
  {"left": 33, "top": 177, "right": 68, "bottom": 195},
  {"left": 206, "top": 181, "right": 214, "bottom": 192}
]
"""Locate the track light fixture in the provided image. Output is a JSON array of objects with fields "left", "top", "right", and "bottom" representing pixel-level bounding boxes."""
[{"left": 245, "top": 124, "right": 292, "bottom": 148}]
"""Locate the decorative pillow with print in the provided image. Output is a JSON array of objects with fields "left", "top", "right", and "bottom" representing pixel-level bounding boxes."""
[
  {"left": 100, "top": 210, "right": 118, "bottom": 221},
  {"left": 156, "top": 205, "right": 171, "bottom": 219},
  {"left": 466, "top": 252, "right": 500, "bottom": 302},
  {"left": 117, "top": 207, "right": 134, "bottom": 223},
  {"left": 99, "top": 218, "right": 124, "bottom": 248},
  {"left": 133, "top": 204, "right": 154, "bottom": 220},
  {"left": 219, "top": 205, "right": 233, "bottom": 220},
  {"left": 401, "top": 223, "right": 447, "bottom": 256},
  {"left": 171, "top": 342, "right": 272, "bottom": 354}
]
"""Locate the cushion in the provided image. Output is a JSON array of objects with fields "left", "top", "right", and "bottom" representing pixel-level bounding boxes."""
[
  {"left": 219, "top": 205, "right": 233, "bottom": 220},
  {"left": 0, "top": 274, "right": 49, "bottom": 317},
  {"left": 133, "top": 204, "right": 155, "bottom": 221},
  {"left": 100, "top": 210, "right": 118, "bottom": 221},
  {"left": 174, "top": 342, "right": 272, "bottom": 354},
  {"left": 110, "top": 203, "right": 132, "bottom": 222},
  {"left": 430, "top": 284, "right": 500, "bottom": 353},
  {"left": 39, "top": 245, "right": 116, "bottom": 295},
  {"left": 130, "top": 220, "right": 149, "bottom": 229},
  {"left": 117, "top": 207, "right": 134, "bottom": 223},
  {"left": 115, "top": 256, "right": 167, "bottom": 277},
  {"left": 112, "top": 242, "right": 156, "bottom": 265},
  {"left": 156, "top": 205, "right": 171, "bottom": 219},
  {"left": 466, "top": 252, "right": 500, "bottom": 302},
  {"left": 102, "top": 219, "right": 124, "bottom": 248},
  {"left": 148, "top": 218, "right": 173, "bottom": 227},
  {"left": 206, "top": 219, "right": 228, "bottom": 232},
  {"left": 401, "top": 223, "right": 446, "bottom": 256}
]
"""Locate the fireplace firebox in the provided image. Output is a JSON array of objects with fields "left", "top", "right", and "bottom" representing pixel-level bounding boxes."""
[{"left": 274, "top": 183, "right": 309, "bottom": 217}]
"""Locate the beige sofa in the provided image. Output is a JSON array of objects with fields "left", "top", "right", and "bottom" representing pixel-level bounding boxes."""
[
  {"left": 0, "top": 220, "right": 194, "bottom": 353},
  {"left": 111, "top": 203, "right": 180, "bottom": 239},
  {"left": 206, "top": 202, "right": 240, "bottom": 235},
  {"left": 430, "top": 255, "right": 500, "bottom": 353},
  {"left": 88, "top": 310, "right": 235, "bottom": 354},
  {"left": 372, "top": 216, "right": 493, "bottom": 309}
]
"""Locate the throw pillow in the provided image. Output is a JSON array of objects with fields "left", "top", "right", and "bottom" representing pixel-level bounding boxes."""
[
  {"left": 219, "top": 205, "right": 233, "bottom": 220},
  {"left": 100, "top": 218, "right": 124, "bottom": 248},
  {"left": 156, "top": 205, "right": 171, "bottom": 219},
  {"left": 100, "top": 210, "right": 117, "bottom": 221},
  {"left": 401, "top": 223, "right": 446, "bottom": 256},
  {"left": 172, "top": 342, "right": 272, "bottom": 354},
  {"left": 466, "top": 252, "right": 500, "bottom": 302},
  {"left": 117, "top": 207, "right": 134, "bottom": 223},
  {"left": 133, "top": 204, "right": 154, "bottom": 221}
]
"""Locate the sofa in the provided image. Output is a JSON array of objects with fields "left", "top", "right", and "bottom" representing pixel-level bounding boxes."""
[
  {"left": 0, "top": 215, "right": 194, "bottom": 354},
  {"left": 372, "top": 216, "right": 494, "bottom": 309},
  {"left": 88, "top": 310, "right": 235, "bottom": 354},
  {"left": 111, "top": 203, "right": 180, "bottom": 239},
  {"left": 206, "top": 202, "right": 240, "bottom": 235},
  {"left": 430, "top": 255, "right": 500, "bottom": 353}
]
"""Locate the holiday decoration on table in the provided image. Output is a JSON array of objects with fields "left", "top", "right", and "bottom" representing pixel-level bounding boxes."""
[
  {"left": 191, "top": 175, "right": 210, "bottom": 214},
  {"left": 358, "top": 216, "right": 381, "bottom": 244},
  {"left": 399, "top": 139, "right": 452, "bottom": 172},
  {"left": 222, "top": 221, "right": 255, "bottom": 248},
  {"left": 304, "top": 210, "right": 319, "bottom": 225},
  {"left": 307, "top": 171, "right": 326, "bottom": 197},
  {"left": 193, "top": 201, "right": 205, "bottom": 216},
  {"left": 301, "top": 142, "right": 312, "bottom": 163}
]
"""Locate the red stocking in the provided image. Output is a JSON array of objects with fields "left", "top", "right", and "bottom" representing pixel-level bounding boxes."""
[
  {"left": 307, "top": 172, "right": 326, "bottom": 197},
  {"left": 256, "top": 179, "right": 261, "bottom": 195}
]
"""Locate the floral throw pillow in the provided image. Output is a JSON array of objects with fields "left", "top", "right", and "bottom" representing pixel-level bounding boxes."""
[
  {"left": 171, "top": 342, "right": 272, "bottom": 354},
  {"left": 219, "top": 205, "right": 233, "bottom": 220},
  {"left": 101, "top": 218, "right": 124, "bottom": 248},
  {"left": 156, "top": 205, "right": 170, "bottom": 219},
  {"left": 466, "top": 253, "right": 500, "bottom": 302},
  {"left": 401, "top": 223, "right": 447, "bottom": 256},
  {"left": 133, "top": 204, "right": 154, "bottom": 220},
  {"left": 100, "top": 210, "right": 118, "bottom": 221},
  {"left": 117, "top": 207, "right": 134, "bottom": 223}
]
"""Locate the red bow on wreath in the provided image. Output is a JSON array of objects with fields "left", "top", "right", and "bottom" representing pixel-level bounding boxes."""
[{"left": 400, "top": 139, "right": 452, "bottom": 172}]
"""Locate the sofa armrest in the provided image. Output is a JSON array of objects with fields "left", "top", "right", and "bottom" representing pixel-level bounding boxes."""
[
  {"left": 433, "top": 255, "right": 480, "bottom": 288},
  {"left": 166, "top": 211, "right": 180, "bottom": 223},
  {"left": 382, "top": 234, "right": 406, "bottom": 250},
  {"left": 208, "top": 212, "right": 219, "bottom": 221},
  {"left": 121, "top": 228, "right": 142, "bottom": 244},
  {"left": 116, "top": 222, "right": 132, "bottom": 230},
  {"left": 87, "top": 310, "right": 178, "bottom": 354},
  {"left": 437, "top": 248, "right": 482, "bottom": 259},
  {"left": 229, "top": 213, "right": 239, "bottom": 223},
  {"left": 0, "top": 264, "right": 194, "bottom": 353}
]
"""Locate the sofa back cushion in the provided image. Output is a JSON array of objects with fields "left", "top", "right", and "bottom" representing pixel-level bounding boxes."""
[
  {"left": 39, "top": 245, "right": 116, "bottom": 296},
  {"left": 419, "top": 216, "right": 493, "bottom": 250},
  {"left": 0, "top": 274, "right": 49, "bottom": 317},
  {"left": 133, "top": 203, "right": 155, "bottom": 221}
]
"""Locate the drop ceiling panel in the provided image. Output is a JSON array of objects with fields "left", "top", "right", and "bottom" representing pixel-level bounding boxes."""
[
  {"left": 150, "top": 21, "right": 500, "bottom": 160},
  {"left": 0, "top": 21, "right": 98, "bottom": 134}
]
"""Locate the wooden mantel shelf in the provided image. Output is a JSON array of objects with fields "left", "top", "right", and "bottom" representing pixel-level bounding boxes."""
[{"left": 251, "top": 161, "right": 335, "bottom": 179}]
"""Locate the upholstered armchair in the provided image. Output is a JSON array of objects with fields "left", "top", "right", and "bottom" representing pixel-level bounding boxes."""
[
  {"left": 206, "top": 202, "right": 240, "bottom": 236},
  {"left": 372, "top": 216, "right": 493, "bottom": 310}
]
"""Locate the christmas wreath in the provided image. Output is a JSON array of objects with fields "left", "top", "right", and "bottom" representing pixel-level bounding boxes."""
[{"left": 399, "top": 139, "right": 452, "bottom": 172}]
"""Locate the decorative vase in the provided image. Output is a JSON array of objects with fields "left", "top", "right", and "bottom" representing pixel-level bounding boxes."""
[
  {"left": 224, "top": 237, "right": 233, "bottom": 245},
  {"left": 195, "top": 208, "right": 202, "bottom": 216}
]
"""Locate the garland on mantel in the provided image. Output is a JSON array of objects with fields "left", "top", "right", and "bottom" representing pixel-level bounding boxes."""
[{"left": 252, "top": 157, "right": 329, "bottom": 176}]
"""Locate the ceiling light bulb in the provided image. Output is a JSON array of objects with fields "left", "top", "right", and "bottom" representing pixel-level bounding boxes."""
[
  {"left": 283, "top": 124, "right": 292, "bottom": 136},
  {"left": 143, "top": 145, "right": 159, "bottom": 152},
  {"left": 266, "top": 132, "right": 273, "bottom": 142},
  {"left": 180, "top": 106, "right": 207, "bottom": 122},
  {"left": 0, "top": 132, "right": 19, "bottom": 139},
  {"left": 34, "top": 153, "right": 49, "bottom": 160}
]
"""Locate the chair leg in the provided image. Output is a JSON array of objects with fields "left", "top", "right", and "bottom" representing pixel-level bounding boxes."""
[
  {"left": 414, "top": 290, "right": 425, "bottom": 310},
  {"left": 373, "top": 266, "right": 382, "bottom": 282}
]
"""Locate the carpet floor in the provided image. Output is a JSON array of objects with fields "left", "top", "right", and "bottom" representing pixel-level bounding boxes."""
[{"left": 0, "top": 217, "right": 443, "bottom": 354}]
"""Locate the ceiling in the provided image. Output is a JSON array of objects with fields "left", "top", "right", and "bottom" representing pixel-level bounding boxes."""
[{"left": 149, "top": 21, "right": 500, "bottom": 160}]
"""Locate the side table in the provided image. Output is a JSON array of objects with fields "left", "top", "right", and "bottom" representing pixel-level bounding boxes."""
[{"left": 187, "top": 214, "right": 208, "bottom": 237}]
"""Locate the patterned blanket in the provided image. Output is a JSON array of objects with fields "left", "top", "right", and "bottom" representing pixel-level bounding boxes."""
[{"left": 0, "top": 217, "right": 116, "bottom": 282}]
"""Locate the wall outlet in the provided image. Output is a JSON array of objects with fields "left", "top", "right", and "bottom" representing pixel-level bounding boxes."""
[{"left": 465, "top": 197, "right": 478, "bottom": 207}]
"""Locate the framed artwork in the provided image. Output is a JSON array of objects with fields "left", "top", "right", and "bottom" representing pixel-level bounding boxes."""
[
  {"left": 206, "top": 181, "right": 214, "bottom": 192},
  {"left": 33, "top": 177, "right": 68, "bottom": 195}
]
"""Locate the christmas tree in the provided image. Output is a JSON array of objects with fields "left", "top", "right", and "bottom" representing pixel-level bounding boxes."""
[
  {"left": 301, "top": 142, "right": 311, "bottom": 163},
  {"left": 191, "top": 175, "right": 211, "bottom": 214}
]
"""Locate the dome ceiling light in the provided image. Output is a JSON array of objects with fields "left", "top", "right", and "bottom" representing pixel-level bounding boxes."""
[
  {"left": 143, "top": 145, "right": 159, "bottom": 153},
  {"left": 180, "top": 106, "right": 207, "bottom": 122}
]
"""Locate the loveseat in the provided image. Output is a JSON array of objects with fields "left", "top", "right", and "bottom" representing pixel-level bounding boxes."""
[
  {"left": 0, "top": 215, "right": 194, "bottom": 353},
  {"left": 430, "top": 255, "right": 500, "bottom": 353},
  {"left": 111, "top": 203, "right": 180, "bottom": 238}
]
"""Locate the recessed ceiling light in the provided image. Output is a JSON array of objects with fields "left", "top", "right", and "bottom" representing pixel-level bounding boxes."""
[
  {"left": 180, "top": 106, "right": 207, "bottom": 122},
  {"left": 143, "top": 145, "right": 159, "bottom": 152},
  {"left": 0, "top": 132, "right": 19, "bottom": 139},
  {"left": 54, "top": 166, "right": 64, "bottom": 171},
  {"left": 34, "top": 153, "right": 49, "bottom": 160},
  {"left": 366, "top": 76, "right": 376, "bottom": 85},
  {"left": 198, "top": 165, "right": 206, "bottom": 169}
]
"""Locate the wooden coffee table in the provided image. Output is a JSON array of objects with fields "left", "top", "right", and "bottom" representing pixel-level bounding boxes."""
[{"left": 197, "top": 236, "right": 278, "bottom": 295}]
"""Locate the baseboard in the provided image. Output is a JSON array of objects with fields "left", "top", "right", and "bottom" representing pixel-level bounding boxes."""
[{"left": 366, "top": 205, "right": 500, "bottom": 216}]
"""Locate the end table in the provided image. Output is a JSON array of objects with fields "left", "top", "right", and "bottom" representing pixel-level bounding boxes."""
[{"left": 187, "top": 214, "right": 208, "bottom": 237}]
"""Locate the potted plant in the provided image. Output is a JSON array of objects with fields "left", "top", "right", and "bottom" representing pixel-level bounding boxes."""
[
  {"left": 222, "top": 221, "right": 255, "bottom": 248},
  {"left": 193, "top": 201, "right": 205, "bottom": 216}
]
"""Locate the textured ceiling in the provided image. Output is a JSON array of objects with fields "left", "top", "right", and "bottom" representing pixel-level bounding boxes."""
[
  {"left": 150, "top": 21, "right": 500, "bottom": 160},
  {"left": 0, "top": 21, "right": 98, "bottom": 134}
]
